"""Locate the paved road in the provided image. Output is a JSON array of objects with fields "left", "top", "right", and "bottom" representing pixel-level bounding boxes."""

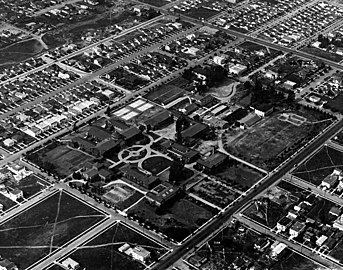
[
  {"left": 151, "top": 118, "right": 343, "bottom": 270},
  {"left": 235, "top": 214, "right": 339, "bottom": 269},
  {"left": 0, "top": 15, "right": 164, "bottom": 87}
]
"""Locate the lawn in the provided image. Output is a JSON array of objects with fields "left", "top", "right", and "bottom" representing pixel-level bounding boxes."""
[
  {"left": 214, "top": 162, "right": 264, "bottom": 191},
  {"left": 330, "top": 237, "right": 343, "bottom": 263},
  {"left": 175, "top": 6, "right": 220, "bottom": 20},
  {"left": 61, "top": 222, "right": 167, "bottom": 270},
  {"left": 141, "top": 156, "right": 172, "bottom": 175},
  {"left": 128, "top": 195, "right": 216, "bottom": 242},
  {"left": 0, "top": 190, "right": 105, "bottom": 269},
  {"left": 224, "top": 109, "right": 332, "bottom": 170},
  {"left": 137, "top": 0, "right": 170, "bottom": 7},
  {"left": 292, "top": 145, "right": 343, "bottom": 186},
  {"left": 27, "top": 142, "right": 92, "bottom": 178}
]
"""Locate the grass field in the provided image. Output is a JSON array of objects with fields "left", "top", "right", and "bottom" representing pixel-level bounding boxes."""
[
  {"left": 330, "top": 237, "right": 343, "bottom": 263},
  {"left": 214, "top": 162, "right": 264, "bottom": 191},
  {"left": 128, "top": 195, "right": 215, "bottom": 242},
  {"left": 37, "top": 144, "right": 92, "bottom": 177},
  {"left": 0, "top": 190, "right": 105, "bottom": 269},
  {"left": 224, "top": 110, "right": 332, "bottom": 170},
  {"left": 292, "top": 145, "right": 343, "bottom": 186},
  {"left": 0, "top": 39, "right": 44, "bottom": 65},
  {"left": 141, "top": 156, "right": 172, "bottom": 175},
  {"left": 326, "top": 92, "right": 343, "bottom": 114},
  {"left": 60, "top": 222, "right": 168, "bottom": 270}
]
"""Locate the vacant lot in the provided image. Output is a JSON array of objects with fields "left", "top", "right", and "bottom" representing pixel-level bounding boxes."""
[
  {"left": 292, "top": 145, "right": 343, "bottom": 186},
  {"left": 62, "top": 222, "right": 168, "bottom": 270},
  {"left": 224, "top": 110, "right": 332, "bottom": 170},
  {"left": 141, "top": 156, "right": 172, "bottom": 175},
  {"left": 0, "top": 190, "right": 105, "bottom": 269},
  {"left": 128, "top": 195, "right": 216, "bottom": 242},
  {"left": 302, "top": 46, "right": 343, "bottom": 63}
]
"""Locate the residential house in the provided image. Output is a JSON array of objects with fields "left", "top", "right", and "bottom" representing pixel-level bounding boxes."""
[
  {"left": 276, "top": 216, "right": 292, "bottom": 232},
  {"left": 270, "top": 242, "right": 287, "bottom": 258},
  {"left": 3, "top": 138, "right": 14, "bottom": 147},
  {"left": 289, "top": 221, "right": 306, "bottom": 238},
  {"left": 316, "top": 235, "right": 328, "bottom": 247},
  {"left": 322, "top": 174, "right": 339, "bottom": 189},
  {"left": 8, "top": 188, "right": 23, "bottom": 201}
]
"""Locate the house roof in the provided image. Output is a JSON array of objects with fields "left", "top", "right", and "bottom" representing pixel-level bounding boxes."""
[
  {"left": 120, "top": 126, "right": 141, "bottom": 140},
  {"left": 144, "top": 110, "right": 172, "bottom": 128},
  {"left": 99, "top": 168, "right": 112, "bottom": 178},
  {"left": 109, "top": 118, "right": 130, "bottom": 131},
  {"left": 95, "top": 139, "right": 119, "bottom": 152},
  {"left": 0, "top": 259, "right": 16, "bottom": 270},
  {"left": 84, "top": 168, "right": 98, "bottom": 178},
  {"left": 277, "top": 216, "right": 292, "bottom": 227},
  {"left": 197, "top": 151, "right": 227, "bottom": 169},
  {"left": 291, "top": 221, "right": 306, "bottom": 232},
  {"left": 120, "top": 165, "right": 158, "bottom": 187},
  {"left": 181, "top": 123, "right": 208, "bottom": 139},
  {"left": 147, "top": 182, "right": 179, "bottom": 204},
  {"left": 323, "top": 174, "right": 339, "bottom": 186},
  {"left": 252, "top": 103, "right": 274, "bottom": 113},
  {"left": 73, "top": 136, "right": 96, "bottom": 149}
]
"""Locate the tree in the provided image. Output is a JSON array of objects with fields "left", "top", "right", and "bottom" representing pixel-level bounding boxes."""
[
  {"left": 169, "top": 159, "right": 185, "bottom": 184},
  {"left": 105, "top": 105, "right": 111, "bottom": 116}
]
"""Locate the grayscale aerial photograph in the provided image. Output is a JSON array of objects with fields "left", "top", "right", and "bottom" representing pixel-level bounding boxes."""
[{"left": 0, "top": 0, "right": 343, "bottom": 269}]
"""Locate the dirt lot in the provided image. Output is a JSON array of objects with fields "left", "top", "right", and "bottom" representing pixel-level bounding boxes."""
[{"left": 223, "top": 110, "right": 332, "bottom": 170}]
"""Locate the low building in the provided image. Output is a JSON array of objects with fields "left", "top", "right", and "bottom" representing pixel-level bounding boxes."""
[
  {"left": 147, "top": 182, "right": 180, "bottom": 207},
  {"left": 330, "top": 206, "right": 341, "bottom": 217},
  {"left": 316, "top": 235, "right": 328, "bottom": 247},
  {"left": 162, "top": 141, "right": 200, "bottom": 164},
  {"left": 8, "top": 188, "right": 23, "bottom": 201},
  {"left": 181, "top": 123, "right": 208, "bottom": 146},
  {"left": 251, "top": 104, "right": 274, "bottom": 118},
  {"left": 95, "top": 139, "right": 120, "bottom": 157},
  {"left": 0, "top": 258, "right": 18, "bottom": 270},
  {"left": 121, "top": 165, "right": 159, "bottom": 189},
  {"left": 61, "top": 258, "right": 80, "bottom": 270},
  {"left": 118, "top": 243, "right": 130, "bottom": 253},
  {"left": 98, "top": 168, "right": 113, "bottom": 181},
  {"left": 276, "top": 216, "right": 292, "bottom": 232},
  {"left": 82, "top": 168, "right": 98, "bottom": 181},
  {"left": 289, "top": 221, "right": 306, "bottom": 238},
  {"left": 196, "top": 151, "right": 228, "bottom": 174},
  {"left": 238, "top": 113, "right": 261, "bottom": 129},
  {"left": 3, "top": 138, "right": 14, "bottom": 147},
  {"left": 270, "top": 242, "right": 287, "bottom": 258},
  {"left": 143, "top": 110, "right": 173, "bottom": 130},
  {"left": 120, "top": 127, "right": 142, "bottom": 145},
  {"left": 88, "top": 126, "right": 112, "bottom": 143},
  {"left": 322, "top": 174, "right": 339, "bottom": 189},
  {"left": 125, "top": 246, "right": 150, "bottom": 263}
]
